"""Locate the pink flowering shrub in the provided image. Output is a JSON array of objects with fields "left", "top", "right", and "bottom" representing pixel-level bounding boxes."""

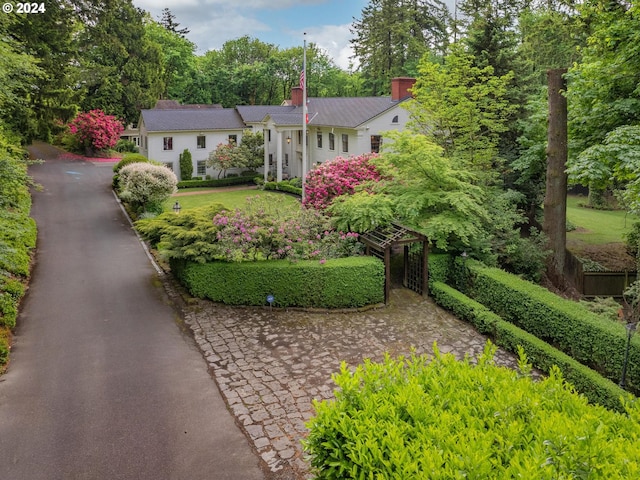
[
  {"left": 209, "top": 196, "right": 363, "bottom": 262},
  {"left": 68, "top": 110, "right": 124, "bottom": 154},
  {"left": 303, "top": 153, "right": 383, "bottom": 210}
]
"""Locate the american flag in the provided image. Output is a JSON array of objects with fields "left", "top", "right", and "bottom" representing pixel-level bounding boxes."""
[{"left": 300, "top": 69, "right": 305, "bottom": 90}]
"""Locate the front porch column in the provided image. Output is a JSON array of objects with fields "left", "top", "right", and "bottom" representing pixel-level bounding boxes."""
[
  {"left": 263, "top": 130, "right": 269, "bottom": 182},
  {"left": 276, "top": 131, "right": 283, "bottom": 182}
]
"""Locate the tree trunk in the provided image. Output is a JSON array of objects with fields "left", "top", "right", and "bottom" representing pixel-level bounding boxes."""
[{"left": 543, "top": 68, "right": 568, "bottom": 286}]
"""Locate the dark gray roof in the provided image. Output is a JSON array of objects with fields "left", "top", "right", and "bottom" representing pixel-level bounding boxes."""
[
  {"left": 248, "top": 96, "right": 403, "bottom": 128},
  {"left": 236, "top": 105, "right": 293, "bottom": 123},
  {"left": 141, "top": 108, "right": 245, "bottom": 132},
  {"left": 141, "top": 96, "right": 405, "bottom": 132},
  {"left": 305, "top": 97, "right": 401, "bottom": 128}
]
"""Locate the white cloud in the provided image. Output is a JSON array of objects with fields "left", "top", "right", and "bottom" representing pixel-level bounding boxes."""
[{"left": 302, "top": 24, "right": 358, "bottom": 71}]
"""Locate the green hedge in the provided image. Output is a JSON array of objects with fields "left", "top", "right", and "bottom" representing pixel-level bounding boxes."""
[
  {"left": 460, "top": 261, "right": 640, "bottom": 395},
  {"left": 263, "top": 181, "right": 302, "bottom": 196},
  {"left": 430, "top": 281, "right": 628, "bottom": 412},
  {"left": 171, "top": 256, "right": 384, "bottom": 308},
  {"left": 177, "top": 175, "right": 259, "bottom": 189}
]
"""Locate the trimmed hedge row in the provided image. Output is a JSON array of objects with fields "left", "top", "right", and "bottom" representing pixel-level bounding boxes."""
[
  {"left": 460, "top": 261, "right": 640, "bottom": 395},
  {"left": 430, "top": 281, "right": 628, "bottom": 412},
  {"left": 171, "top": 256, "right": 384, "bottom": 308},
  {"left": 263, "top": 181, "right": 302, "bottom": 196},
  {"left": 176, "top": 175, "right": 259, "bottom": 189}
]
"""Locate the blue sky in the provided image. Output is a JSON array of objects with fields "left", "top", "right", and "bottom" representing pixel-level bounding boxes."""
[{"left": 132, "top": 0, "right": 370, "bottom": 70}]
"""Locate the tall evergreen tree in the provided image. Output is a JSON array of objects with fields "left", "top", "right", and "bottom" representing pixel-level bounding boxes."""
[
  {"left": 158, "top": 7, "right": 190, "bottom": 37},
  {"left": 7, "top": 0, "right": 80, "bottom": 141},
  {"left": 351, "top": 0, "right": 450, "bottom": 95},
  {"left": 74, "top": 0, "right": 164, "bottom": 125}
]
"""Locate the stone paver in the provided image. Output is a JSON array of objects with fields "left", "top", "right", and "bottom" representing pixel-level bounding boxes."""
[{"left": 179, "top": 287, "right": 524, "bottom": 479}]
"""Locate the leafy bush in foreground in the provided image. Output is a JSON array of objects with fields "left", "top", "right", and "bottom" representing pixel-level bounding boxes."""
[
  {"left": 305, "top": 344, "right": 640, "bottom": 479},
  {"left": 118, "top": 162, "right": 177, "bottom": 215}
]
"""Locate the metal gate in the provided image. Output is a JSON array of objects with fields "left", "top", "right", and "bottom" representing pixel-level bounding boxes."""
[{"left": 404, "top": 245, "right": 425, "bottom": 295}]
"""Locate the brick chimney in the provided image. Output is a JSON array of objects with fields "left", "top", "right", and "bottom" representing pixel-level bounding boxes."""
[
  {"left": 391, "top": 77, "right": 416, "bottom": 101},
  {"left": 291, "top": 86, "right": 303, "bottom": 107}
]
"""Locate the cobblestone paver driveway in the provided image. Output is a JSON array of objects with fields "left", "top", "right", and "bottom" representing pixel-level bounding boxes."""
[{"left": 183, "top": 288, "right": 521, "bottom": 479}]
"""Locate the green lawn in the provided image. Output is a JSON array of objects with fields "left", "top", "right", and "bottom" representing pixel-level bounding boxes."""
[
  {"left": 165, "top": 188, "right": 299, "bottom": 212},
  {"left": 566, "top": 195, "right": 636, "bottom": 245}
]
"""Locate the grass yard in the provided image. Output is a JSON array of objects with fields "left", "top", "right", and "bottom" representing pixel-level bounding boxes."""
[
  {"left": 566, "top": 195, "right": 636, "bottom": 245},
  {"left": 565, "top": 195, "right": 637, "bottom": 270},
  {"left": 165, "top": 188, "right": 300, "bottom": 212}
]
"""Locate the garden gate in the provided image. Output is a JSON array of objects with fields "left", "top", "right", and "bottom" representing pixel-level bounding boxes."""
[{"left": 359, "top": 223, "right": 428, "bottom": 304}]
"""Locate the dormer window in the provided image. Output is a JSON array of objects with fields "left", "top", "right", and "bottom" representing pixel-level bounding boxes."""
[{"left": 392, "top": 115, "right": 399, "bottom": 124}]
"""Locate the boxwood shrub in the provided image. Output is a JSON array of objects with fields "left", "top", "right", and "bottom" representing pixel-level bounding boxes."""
[
  {"left": 461, "top": 261, "right": 640, "bottom": 395},
  {"left": 176, "top": 175, "right": 259, "bottom": 189},
  {"left": 171, "top": 256, "right": 384, "bottom": 308},
  {"left": 263, "top": 180, "right": 302, "bottom": 196},
  {"left": 305, "top": 347, "right": 640, "bottom": 479},
  {"left": 430, "top": 281, "right": 628, "bottom": 412}
]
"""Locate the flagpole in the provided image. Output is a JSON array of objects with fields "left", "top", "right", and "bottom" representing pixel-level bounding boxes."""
[{"left": 302, "top": 32, "right": 307, "bottom": 202}]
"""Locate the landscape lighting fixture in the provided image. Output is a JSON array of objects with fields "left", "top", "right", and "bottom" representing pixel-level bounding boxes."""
[{"left": 173, "top": 201, "right": 181, "bottom": 215}]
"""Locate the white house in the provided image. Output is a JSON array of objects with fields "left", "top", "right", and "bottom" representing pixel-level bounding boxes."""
[{"left": 137, "top": 78, "right": 415, "bottom": 181}]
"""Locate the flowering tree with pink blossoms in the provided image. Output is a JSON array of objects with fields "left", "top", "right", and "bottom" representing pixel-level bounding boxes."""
[
  {"left": 303, "top": 153, "right": 383, "bottom": 210},
  {"left": 68, "top": 110, "right": 124, "bottom": 155}
]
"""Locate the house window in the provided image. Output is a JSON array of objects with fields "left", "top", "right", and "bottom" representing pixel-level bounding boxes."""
[
  {"left": 329, "top": 133, "right": 335, "bottom": 151},
  {"left": 163, "top": 137, "right": 173, "bottom": 151},
  {"left": 266, "top": 129, "right": 271, "bottom": 142},
  {"left": 197, "top": 160, "right": 206, "bottom": 176},
  {"left": 392, "top": 115, "right": 399, "bottom": 123},
  {"left": 342, "top": 134, "right": 349, "bottom": 153},
  {"left": 297, "top": 130, "right": 302, "bottom": 144},
  {"left": 371, "top": 135, "right": 382, "bottom": 153},
  {"left": 285, "top": 153, "right": 289, "bottom": 167},
  {"left": 317, "top": 132, "right": 323, "bottom": 148},
  {"left": 228, "top": 134, "right": 237, "bottom": 144},
  {"left": 269, "top": 154, "right": 273, "bottom": 166},
  {"left": 164, "top": 162, "right": 174, "bottom": 171},
  {"left": 197, "top": 135, "right": 206, "bottom": 149}
]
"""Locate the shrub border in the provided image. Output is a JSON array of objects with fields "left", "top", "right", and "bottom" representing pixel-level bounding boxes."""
[
  {"left": 430, "top": 281, "right": 628, "bottom": 411},
  {"left": 171, "top": 256, "right": 385, "bottom": 309}
]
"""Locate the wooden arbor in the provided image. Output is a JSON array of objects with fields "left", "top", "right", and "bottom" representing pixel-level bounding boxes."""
[{"left": 359, "top": 223, "right": 428, "bottom": 304}]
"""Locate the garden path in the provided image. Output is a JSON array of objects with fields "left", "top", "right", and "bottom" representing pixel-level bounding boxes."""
[{"left": 175, "top": 285, "right": 524, "bottom": 479}]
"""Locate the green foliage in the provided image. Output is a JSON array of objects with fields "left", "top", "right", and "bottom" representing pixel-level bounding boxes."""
[
  {"left": 406, "top": 43, "right": 515, "bottom": 176},
  {"left": 114, "top": 139, "right": 138, "bottom": 153},
  {"left": 305, "top": 345, "right": 640, "bottom": 478},
  {"left": 176, "top": 175, "right": 259, "bottom": 189},
  {"left": 179, "top": 148, "right": 193, "bottom": 181},
  {"left": 0, "top": 138, "right": 36, "bottom": 368},
  {"left": 113, "top": 153, "right": 149, "bottom": 173},
  {"left": 579, "top": 297, "right": 623, "bottom": 323},
  {"left": 461, "top": 260, "right": 640, "bottom": 394},
  {"left": 371, "top": 131, "right": 489, "bottom": 249},
  {"left": 351, "top": 0, "right": 450, "bottom": 95},
  {"left": 171, "top": 256, "right": 384, "bottom": 308},
  {"left": 117, "top": 162, "right": 178, "bottom": 215},
  {"left": 625, "top": 221, "right": 640, "bottom": 257},
  {"left": 327, "top": 192, "right": 395, "bottom": 233},
  {"left": 77, "top": 0, "right": 164, "bottom": 125},
  {"left": 262, "top": 180, "right": 302, "bottom": 196},
  {"left": 430, "top": 281, "right": 627, "bottom": 411},
  {"left": 136, "top": 204, "right": 225, "bottom": 256}
]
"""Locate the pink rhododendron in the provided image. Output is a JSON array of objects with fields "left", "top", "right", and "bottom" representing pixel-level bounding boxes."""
[
  {"left": 68, "top": 110, "right": 124, "bottom": 153},
  {"left": 303, "top": 153, "right": 382, "bottom": 210}
]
